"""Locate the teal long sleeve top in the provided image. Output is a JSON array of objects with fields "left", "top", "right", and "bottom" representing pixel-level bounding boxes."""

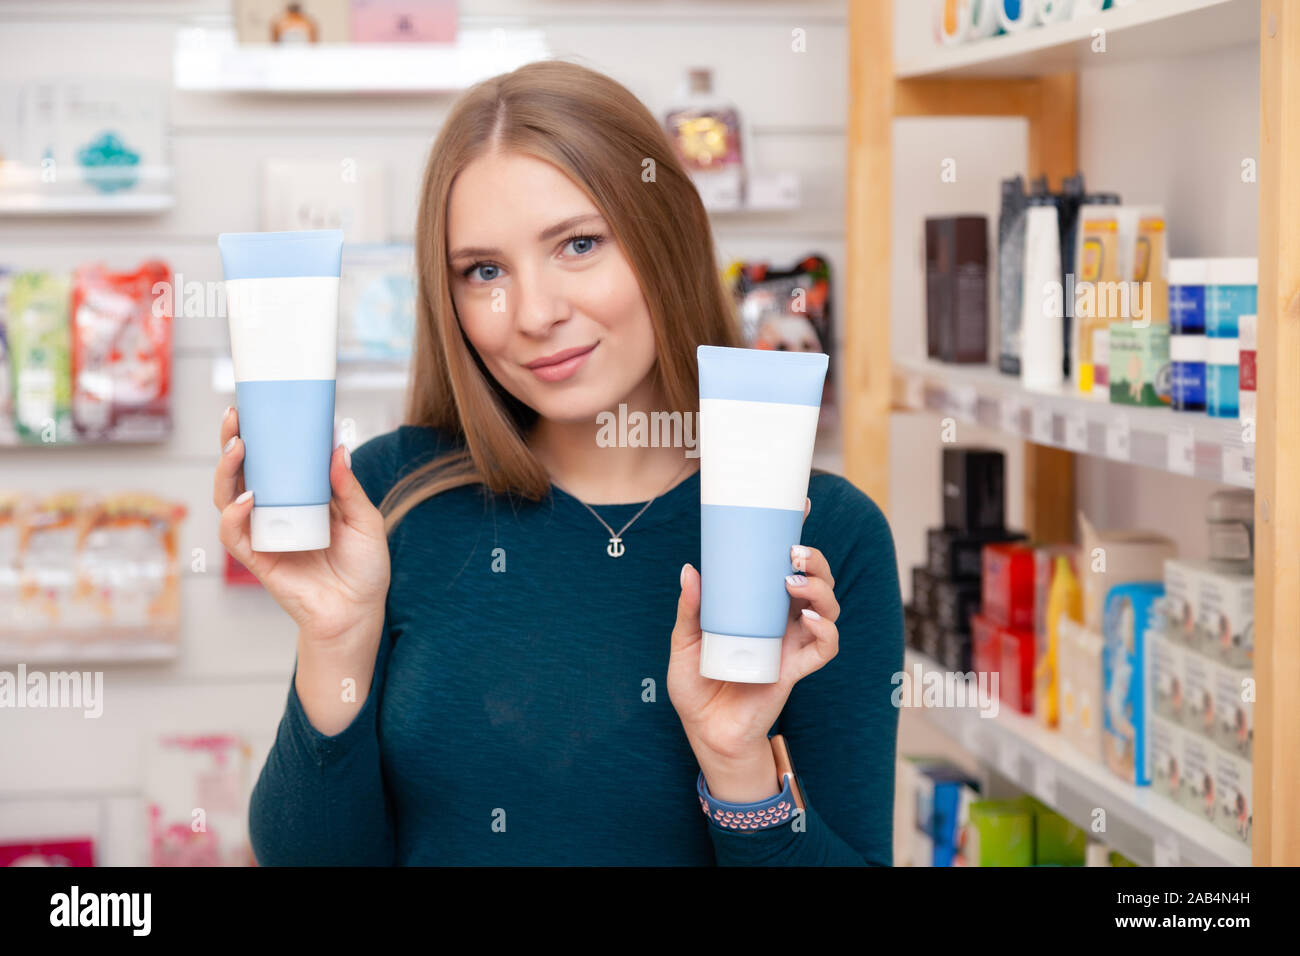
[{"left": 248, "top": 424, "right": 904, "bottom": 865}]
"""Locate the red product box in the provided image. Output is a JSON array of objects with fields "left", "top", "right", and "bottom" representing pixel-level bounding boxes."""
[
  {"left": 971, "top": 611, "right": 1000, "bottom": 681},
  {"left": 982, "top": 541, "right": 1035, "bottom": 631},
  {"left": 999, "top": 627, "right": 1035, "bottom": 715}
]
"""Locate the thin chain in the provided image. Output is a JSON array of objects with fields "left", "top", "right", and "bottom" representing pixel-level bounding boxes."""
[{"left": 559, "top": 457, "right": 693, "bottom": 555}]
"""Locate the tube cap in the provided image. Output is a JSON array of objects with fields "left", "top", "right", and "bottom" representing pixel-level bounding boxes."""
[
  {"left": 250, "top": 504, "right": 331, "bottom": 552},
  {"left": 699, "top": 632, "right": 782, "bottom": 684}
]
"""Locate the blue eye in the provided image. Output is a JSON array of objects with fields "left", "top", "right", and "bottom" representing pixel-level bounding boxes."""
[
  {"left": 465, "top": 262, "right": 500, "bottom": 282},
  {"left": 565, "top": 233, "right": 604, "bottom": 256}
]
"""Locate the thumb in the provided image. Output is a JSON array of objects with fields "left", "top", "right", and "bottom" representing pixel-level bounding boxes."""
[
  {"left": 671, "top": 562, "right": 702, "bottom": 653},
  {"left": 329, "top": 443, "right": 376, "bottom": 526}
]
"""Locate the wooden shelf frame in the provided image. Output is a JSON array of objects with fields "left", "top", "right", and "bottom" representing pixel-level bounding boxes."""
[{"left": 845, "top": 0, "right": 1299, "bottom": 865}]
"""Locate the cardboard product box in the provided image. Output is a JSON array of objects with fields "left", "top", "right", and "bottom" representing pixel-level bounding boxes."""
[
  {"left": 934, "top": 577, "right": 981, "bottom": 633},
  {"left": 969, "top": 800, "right": 1034, "bottom": 867},
  {"left": 1079, "top": 513, "right": 1176, "bottom": 632},
  {"left": 904, "top": 604, "right": 922, "bottom": 651},
  {"left": 1035, "top": 548, "right": 1081, "bottom": 728},
  {"left": 971, "top": 611, "right": 1000, "bottom": 682},
  {"left": 912, "top": 762, "right": 981, "bottom": 867},
  {"left": 1108, "top": 322, "right": 1171, "bottom": 406},
  {"left": 925, "top": 216, "right": 989, "bottom": 364},
  {"left": 1213, "top": 659, "right": 1253, "bottom": 762},
  {"left": 942, "top": 446, "right": 1004, "bottom": 533},
  {"left": 1151, "top": 630, "right": 1186, "bottom": 727},
  {"left": 1180, "top": 732, "right": 1216, "bottom": 822},
  {"left": 1196, "top": 561, "right": 1254, "bottom": 670},
  {"left": 912, "top": 566, "right": 937, "bottom": 618},
  {"left": 1182, "top": 647, "right": 1216, "bottom": 741},
  {"left": 1162, "top": 558, "right": 1200, "bottom": 648},
  {"left": 1213, "top": 749, "right": 1252, "bottom": 846},
  {"left": 928, "top": 526, "right": 1026, "bottom": 582},
  {"left": 1101, "top": 583, "right": 1163, "bottom": 786},
  {"left": 234, "top": 0, "right": 350, "bottom": 43},
  {"left": 919, "top": 616, "right": 942, "bottom": 661},
  {"left": 939, "top": 628, "right": 972, "bottom": 673},
  {"left": 1059, "top": 617, "right": 1104, "bottom": 763},
  {"left": 982, "top": 540, "right": 1035, "bottom": 631},
  {"left": 1150, "top": 715, "right": 1183, "bottom": 804},
  {"left": 999, "top": 626, "right": 1034, "bottom": 716}
]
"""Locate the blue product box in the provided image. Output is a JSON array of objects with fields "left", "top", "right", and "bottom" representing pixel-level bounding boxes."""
[{"left": 1102, "top": 582, "right": 1164, "bottom": 786}]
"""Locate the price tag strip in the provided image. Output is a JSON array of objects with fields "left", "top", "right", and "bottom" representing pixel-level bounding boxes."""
[
  {"left": 1032, "top": 405, "right": 1054, "bottom": 446},
  {"left": 1105, "top": 414, "right": 1131, "bottom": 461},
  {"left": 1065, "top": 409, "right": 1089, "bottom": 453},
  {"left": 1167, "top": 426, "right": 1195, "bottom": 476}
]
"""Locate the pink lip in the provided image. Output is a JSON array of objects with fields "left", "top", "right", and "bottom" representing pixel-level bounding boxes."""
[{"left": 525, "top": 343, "right": 597, "bottom": 382}]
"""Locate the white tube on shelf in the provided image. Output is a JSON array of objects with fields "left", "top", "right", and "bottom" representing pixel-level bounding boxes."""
[{"left": 1020, "top": 202, "right": 1065, "bottom": 390}]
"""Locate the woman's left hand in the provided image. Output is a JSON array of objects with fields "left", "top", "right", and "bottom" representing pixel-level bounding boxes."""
[{"left": 667, "top": 497, "right": 841, "bottom": 804}]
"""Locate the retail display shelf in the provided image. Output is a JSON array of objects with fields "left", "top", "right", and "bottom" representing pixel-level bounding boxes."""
[
  {"left": 895, "top": 0, "right": 1257, "bottom": 80},
  {"left": 211, "top": 356, "right": 409, "bottom": 394},
  {"left": 892, "top": 356, "right": 1254, "bottom": 488},
  {"left": 174, "top": 25, "right": 550, "bottom": 93},
  {"left": 0, "top": 639, "right": 178, "bottom": 664},
  {"left": 904, "top": 649, "right": 1251, "bottom": 867},
  {"left": 0, "top": 163, "right": 175, "bottom": 216}
]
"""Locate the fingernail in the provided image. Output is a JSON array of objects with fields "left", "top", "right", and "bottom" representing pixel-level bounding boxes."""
[
  {"left": 791, "top": 544, "right": 810, "bottom": 571},
  {"left": 680, "top": 563, "right": 689, "bottom": 588},
  {"left": 801, "top": 607, "right": 821, "bottom": 621},
  {"left": 235, "top": 490, "right": 253, "bottom": 505},
  {"left": 223, "top": 406, "right": 233, "bottom": 420},
  {"left": 342, "top": 443, "right": 352, "bottom": 470},
  {"left": 223, "top": 436, "right": 238, "bottom": 455},
  {"left": 786, "top": 573, "right": 807, "bottom": 588}
]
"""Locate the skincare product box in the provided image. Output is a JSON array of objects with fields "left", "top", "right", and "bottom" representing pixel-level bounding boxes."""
[
  {"left": 1150, "top": 715, "right": 1183, "bottom": 803},
  {"left": 1168, "top": 258, "right": 1208, "bottom": 412},
  {"left": 349, "top": 0, "right": 459, "bottom": 42},
  {"left": 1102, "top": 584, "right": 1162, "bottom": 786},
  {"left": 1036, "top": 548, "right": 1081, "bottom": 728},
  {"left": 1059, "top": 617, "right": 1105, "bottom": 763},
  {"left": 1207, "top": 490, "right": 1254, "bottom": 564},
  {"left": 939, "top": 627, "right": 972, "bottom": 673},
  {"left": 234, "top": 0, "right": 349, "bottom": 43},
  {"left": 971, "top": 611, "right": 1000, "bottom": 679},
  {"left": 1239, "top": 312, "right": 1257, "bottom": 428},
  {"left": 912, "top": 566, "right": 937, "bottom": 618},
  {"left": 1108, "top": 322, "right": 1170, "bottom": 406},
  {"left": 904, "top": 604, "right": 922, "bottom": 651},
  {"left": 934, "top": 578, "right": 981, "bottom": 633},
  {"left": 928, "top": 527, "right": 1026, "bottom": 582},
  {"left": 997, "top": 176, "right": 1028, "bottom": 375},
  {"left": 1162, "top": 558, "right": 1200, "bottom": 647},
  {"left": 1020, "top": 196, "right": 1065, "bottom": 390},
  {"left": 1000, "top": 626, "right": 1035, "bottom": 715},
  {"left": 925, "top": 216, "right": 989, "bottom": 364},
  {"left": 1182, "top": 647, "right": 1215, "bottom": 740},
  {"left": 913, "top": 762, "right": 981, "bottom": 867},
  {"left": 1206, "top": 258, "right": 1257, "bottom": 419},
  {"left": 981, "top": 540, "right": 1035, "bottom": 631},
  {"left": 1196, "top": 561, "right": 1253, "bottom": 669},
  {"left": 1213, "top": 659, "right": 1253, "bottom": 761},
  {"left": 1213, "top": 748, "right": 1252, "bottom": 845},
  {"left": 942, "top": 447, "right": 1005, "bottom": 534},
  {"left": 1078, "top": 513, "right": 1176, "bottom": 632},
  {"left": 1180, "top": 733, "right": 1216, "bottom": 822},
  {"left": 1151, "top": 630, "right": 1185, "bottom": 726},
  {"left": 919, "top": 616, "right": 942, "bottom": 661},
  {"left": 968, "top": 800, "right": 1034, "bottom": 867},
  {"left": 1073, "top": 209, "right": 1121, "bottom": 398}
]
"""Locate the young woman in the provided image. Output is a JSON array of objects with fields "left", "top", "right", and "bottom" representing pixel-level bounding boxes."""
[{"left": 216, "top": 60, "right": 903, "bottom": 866}]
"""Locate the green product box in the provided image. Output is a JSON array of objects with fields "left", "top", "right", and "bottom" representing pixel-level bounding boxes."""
[
  {"left": 969, "top": 800, "right": 1034, "bottom": 866},
  {"left": 1022, "top": 796, "right": 1087, "bottom": 866},
  {"left": 1109, "top": 321, "right": 1171, "bottom": 407}
]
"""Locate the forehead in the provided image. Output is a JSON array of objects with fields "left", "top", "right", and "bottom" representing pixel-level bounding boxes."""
[{"left": 447, "top": 151, "right": 596, "bottom": 239}]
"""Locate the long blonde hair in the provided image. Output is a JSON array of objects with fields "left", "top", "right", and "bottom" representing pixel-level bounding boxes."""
[{"left": 379, "top": 59, "right": 743, "bottom": 535}]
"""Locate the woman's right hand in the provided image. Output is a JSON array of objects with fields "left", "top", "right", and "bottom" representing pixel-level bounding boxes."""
[{"left": 213, "top": 406, "right": 391, "bottom": 650}]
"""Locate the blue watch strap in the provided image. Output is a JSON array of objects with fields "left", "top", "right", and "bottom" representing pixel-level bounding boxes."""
[{"left": 697, "top": 769, "right": 796, "bottom": 831}]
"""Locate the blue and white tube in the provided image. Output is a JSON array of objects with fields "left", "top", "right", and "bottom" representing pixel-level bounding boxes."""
[
  {"left": 697, "top": 345, "right": 829, "bottom": 683},
  {"left": 218, "top": 229, "right": 343, "bottom": 552}
]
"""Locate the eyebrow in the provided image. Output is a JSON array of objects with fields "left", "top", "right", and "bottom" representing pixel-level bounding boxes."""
[{"left": 448, "top": 213, "right": 606, "bottom": 262}]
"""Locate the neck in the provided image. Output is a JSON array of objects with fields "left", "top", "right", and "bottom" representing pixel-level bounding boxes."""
[{"left": 527, "top": 382, "right": 698, "bottom": 505}]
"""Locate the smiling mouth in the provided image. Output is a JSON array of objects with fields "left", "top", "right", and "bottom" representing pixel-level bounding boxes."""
[{"left": 524, "top": 343, "right": 598, "bottom": 369}]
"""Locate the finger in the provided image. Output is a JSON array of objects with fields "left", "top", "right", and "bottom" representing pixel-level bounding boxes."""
[
  {"left": 219, "top": 404, "right": 239, "bottom": 450},
  {"left": 330, "top": 442, "right": 382, "bottom": 533},
  {"left": 785, "top": 572, "right": 840, "bottom": 623},
  {"left": 802, "top": 496, "right": 810, "bottom": 523},
  {"left": 791, "top": 607, "right": 839, "bottom": 679},
  {"left": 671, "top": 562, "right": 703, "bottom": 653},
  {"left": 790, "top": 544, "right": 835, "bottom": 591},
  {"left": 213, "top": 424, "right": 246, "bottom": 510},
  {"left": 218, "top": 489, "right": 257, "bottom": 569}
]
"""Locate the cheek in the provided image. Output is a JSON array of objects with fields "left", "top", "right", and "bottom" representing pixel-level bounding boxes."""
[{"left": 454, "top": 289, "right": 509, "bottom": 355}]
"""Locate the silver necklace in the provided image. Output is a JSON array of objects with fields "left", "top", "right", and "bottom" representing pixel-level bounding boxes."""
[{"left": 560, "top": 459, "right": 693, "bottom": 558}]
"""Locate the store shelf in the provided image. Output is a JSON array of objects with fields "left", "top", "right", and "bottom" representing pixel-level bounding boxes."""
[
  {"left": 0, "top": 639, "right": 178, "bottom": 665},
  {"left": 174, "top": 26, "right": 550, "bottom": 93},
  {"left": 0, "top": 163, "right": 174, "bottom": 216},
  {"left": 211, "top": 356, "right": 408, "bottom": 393},
  {"left": 905, "top": 649, "right": 1251, "bottom": 867},
  {"left": 892, "top": 356, "right": 1255, "bottom": 488},
  {"left": 896, "top": 0, "right": 1257, "bottom": 79}
]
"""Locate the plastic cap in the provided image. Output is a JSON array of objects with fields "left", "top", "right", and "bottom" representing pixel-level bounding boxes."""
[
  {"left": 699, "top": 632, "right": 782, "bottom": 684},
  {"left": 250, "top": 503, "right": 331, "bottom": 552}
]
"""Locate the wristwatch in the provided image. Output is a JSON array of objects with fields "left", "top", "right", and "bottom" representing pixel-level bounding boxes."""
[{"left": 696, "top": 734, "right": 806, "bottom": 832}]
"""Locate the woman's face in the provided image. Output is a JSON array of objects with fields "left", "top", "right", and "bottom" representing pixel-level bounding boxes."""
[{"left": 446, "top": 150, "right": 660, "bottom": 426}]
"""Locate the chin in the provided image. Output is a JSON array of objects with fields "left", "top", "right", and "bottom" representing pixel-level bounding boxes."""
[{"left": 528, "top": 387, "right": 627, "bottom": 425}]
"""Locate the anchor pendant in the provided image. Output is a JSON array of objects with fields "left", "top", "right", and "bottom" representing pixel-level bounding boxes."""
[{"left": 607, "top": 536, "right": 625, "bottom": 558}]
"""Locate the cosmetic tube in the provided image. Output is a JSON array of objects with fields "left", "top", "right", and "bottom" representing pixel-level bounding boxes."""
[
  {"left": 1020, "top": 198, "right": 1064, "bottom": 390},
  {"left": 697, "top": 345, "right": 828, "bottom": 683},
  {"left": 218, "top": 229, "right": 343, "bottom": 552}
]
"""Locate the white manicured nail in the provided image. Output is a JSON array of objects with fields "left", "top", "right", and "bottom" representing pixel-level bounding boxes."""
[{"left": 235, "top": 490, "right": 253, "bottom": 505}]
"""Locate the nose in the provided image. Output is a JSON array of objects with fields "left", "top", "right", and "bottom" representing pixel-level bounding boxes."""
[{"left": 512, "top": 262, "right": 570, "bottom": 337}]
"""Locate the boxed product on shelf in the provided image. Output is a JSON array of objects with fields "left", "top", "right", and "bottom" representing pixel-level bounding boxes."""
[
  {"left": 338, "top": 243, "right": 416, "bottom": 362},
  {"left": 1196, "top": 560, "right": 1253, "bottom": 669},
  {"left": 927, "top": 526, "right": 1025, "bottom": 581},
  {"left": 981, "top": 540, "right": 1034, "bottom": 631},
  {"left": 1182, "top": 646, "right": 1215, "bottom": 741},
  {"left": 1035, "top": 549, "right": 1081, "bottom": 728},
  {"left": 933, "top": 577, "right": 980, "bottom": 633},
  {"left": 1101, "top": 583, "right": 1163, "bottom": 786},
  {"left": 1073, "top": 207, "right": 1121, "bottom": 398},
  {"left": 919, "top": 616, "right": 941, "bottom": 661},
  {"left": 924, "top": 215, "right": 988, "bottom": 364},
  {"left": 233, "top": 0, "right": 349, "bottom": 43},
  {"left": 968, "top": 799, "right": 1033, "bottom": 867},
  {"left": 1205, "top": 258, "right": 1256, "bottom": 420},
  {"left": 999, "top": 626, "right": 1034, "bottom": 715},
  {"left": 350, "top": 0, "right": 459, "bottom": 42},
  {"left": 942, "top": 446, "right": 1004, "bottom": 533},
  {"left": 1058, "top": 617, "right": 1104, "bottom": 762},
  {"left": 1162, "top": 558, "right": 1200, "bottom": 648},
  {"left": 997, "top": 175, "right": 1028, "bottom": 375},
  {"left": 1108, "top": 321, "right": 1170, "bottom": 406},
  {"left": 1150, "top": 714, "right": 1183, "bottom": 804},
  {"left": 1168, "top": 257, "right": 1208, "bottom": 412},
  {"left": 1213, "top": 748, "right": 1252, "bottom": 845},
  {"left": 145, "top": 733, "right": 255, "bottom": 866},
  {"left": 912, "top": 565, "right": 937, "bottom": 618},
  {"left": 1151, "top": 629, "right": 1186, "bottom": 726},
  {"left": 7, "top": 271, "right": 73, "bottom": 444},
  {"left": 1078, "top": 513, "right": 1175, "bottom": 632},
  {"left": 1213, "top": 659, "right": 1253, "bottom": 761},
  {"left": 909, "top": 759, "right": 980, "bottom": 867},
  {"left": 904, "top": 604, "right": 922, "bottom": 651},
  {"left": 971, "top": 610, "right": 1000, "bottom": 680},
  {"left": 1207, "top": 489, "right": 1254, "bottom": 564},
  {"left": 1181, "top": 732, "right": 1216, "bottom": 823},
  {"left": 939, "top": 627, "right": 971, "bottom": 672},
  {"left": 70, "top": 260, "right": 173, "bottom": 442},
  {"left": 0, "top": 839, "right": 95, "bottom": 866}
]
